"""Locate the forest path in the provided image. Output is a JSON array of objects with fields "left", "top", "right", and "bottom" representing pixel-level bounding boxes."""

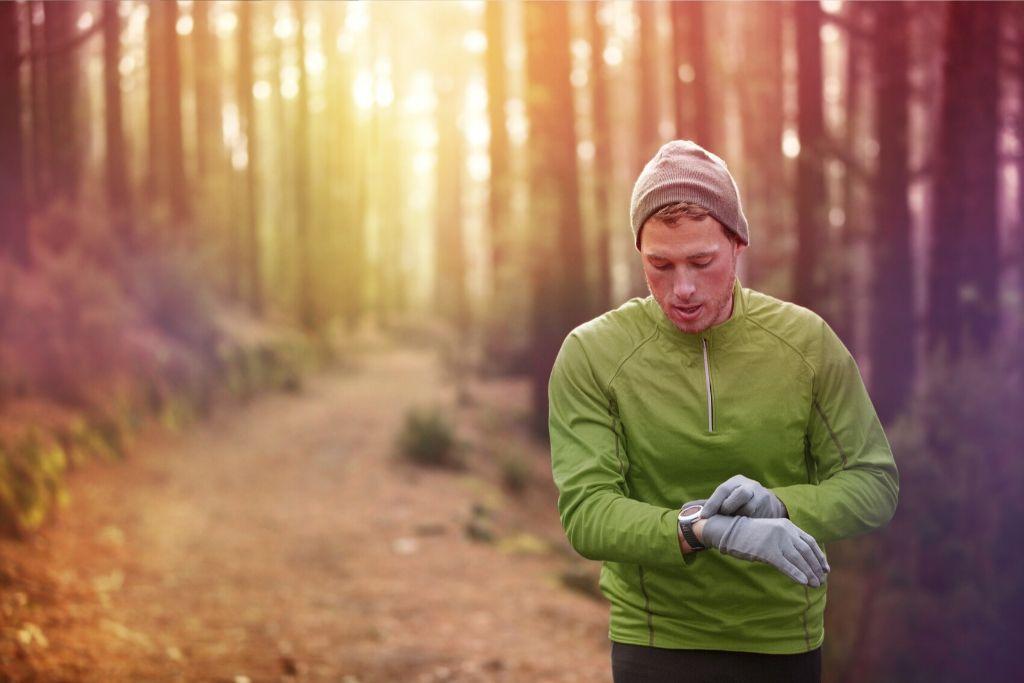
[{"left": 0, "top": 346, "right": 610, "bottom": 682}]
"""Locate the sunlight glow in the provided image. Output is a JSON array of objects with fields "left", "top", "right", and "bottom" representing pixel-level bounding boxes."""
[
  {"left": 571, "top": 39, "right": 591, "bottom": 61},
  {"left": 253, "top": 81, "right": 272, "bottom": 101},
  {"left": 176, "top": 15, "right": 194, "bottom": 37},
  {"left": 463, "top": 30, "right": 487, "bottom": 54},
  {"left": 354, "top": 71, "right": 374, "bottom": 109},
  {"left": 603, "top": 43, "right": 623, "bottom": 67},
  {"left": 214, "top": 10, "right": 237, "bottom": 37},
  {"left": 678, "top": 64, "right": 695, "bottom": 84},
  {"left": 821, "top": 1, "right": 843, "bottom": 14},
  {"left": 466, "top": 120, "right": 490, "bottom": 147},
  {"left": 345, "top": 5, "right": 369, "bottom": 34},
  {"left": 782, "top": 129, "right": 801, "bottom": 159},
  {"left": 77, "top": 11, "right": 94, "bottom": 32},
  {"left": 274, "top": 16, "right": 297, "bottom": 40},
  {"left": 119, "top": 55, "right": 136, "bottom": 78},
  {"left": 577, "top": 140, "right": 595, "bottom": 162},
  {"left": 306, "top": 51, "right": 327, "bottom": 75},
  {"left": 821, "top": 25, "right": 840, "bottom": 44},
  {"left": 467, "top": 153, "right": 490, "bottom": 182},
  {"left": 413, "top": 151, "right": 435, "bottom": 175},
  {"left": 571, "top": 67, "right": 587, "bottom": 89},
  {"left": 281, "top": 79, "right": 299, "bottom": 100}
]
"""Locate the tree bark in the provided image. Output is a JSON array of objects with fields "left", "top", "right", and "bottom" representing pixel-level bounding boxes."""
[
  {"left": 870, "top": 1, "right": 915, "bottom": 423},
  {"left": 103, "top": 0, "right": 133, "bottom": 248},
  {"left": 0, "top": 0, "right": 30, "bottom": 265},
  {"left": 927, "top": 1, "right": 1001, "bottom": 357},
  {"left": 792, "top": 0, "right": 829, "bottom": 313},
  {"left": 524, "top": 0, "right": 587, "bottom": 433},
  {"left": 589, "top": 1, "right": 613, "bottom": 313},
  {"left": 43, "top": 0, "right": 79, "bottom": 202}
]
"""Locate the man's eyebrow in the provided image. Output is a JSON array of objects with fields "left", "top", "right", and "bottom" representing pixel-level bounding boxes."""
[{"left": 646, "top": 249, "right": 719, "bottom": 260}]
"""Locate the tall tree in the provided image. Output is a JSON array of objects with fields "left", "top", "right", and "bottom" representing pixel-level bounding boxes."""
[
  {"left": 485, "top": 1, "right": 512, "bottom": 305},
  {"left": 43, "top": 0, "right": 80, "bottom": 202},
  {"left": 293, "top": 0, "right": 315, "bottom": 329},
  {"left": 192, "top": 0, "right": 221, "bottom": 184},
  {"left": 159, "top": 0, "right": 188, "bottom": 226},
  {"left": 670, "top": 1, "right": 711, "bottom": 146},
  {"left": 589, "top": 1, "right": 613, "bottom": 312},
  {"left": 237, "top": 1, "right": 262, "bottom": 315},
  {"left": 523, "top": 1, "right": 587, "bottom": 431},
  {"left": 27, "top": 1, "right": 50, "bottom": 207},
  {"left": 103, "top": 0, "right": 133, "bottom": 247},
  {"left": 736, "top": 1, "right": 785, "bottom": 292},
  {"left": 631, "top": 0, "right": 661, "bottom": 297},
  {"left": 870, "top": 1, "right": 914, "bottom": 423},
  {"left": 434, "top": 72, "right": 468, "bottom": 337},
  {"left": 928, "top": 1, "right": 1001, "bottom": 357},
  {"left": 792, "top": 0, "right": 829, "bottom": 313},
  {"left": 0, "top": 1, "right": 29, "bottom": 265}
]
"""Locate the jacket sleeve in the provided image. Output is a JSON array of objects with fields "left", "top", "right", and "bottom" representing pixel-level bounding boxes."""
[
  {"left": 549, "top": 333, "right": 692, "bottom": 568},
  {"left": 769, "top": 324, "right": 900, "bottom": 544}
]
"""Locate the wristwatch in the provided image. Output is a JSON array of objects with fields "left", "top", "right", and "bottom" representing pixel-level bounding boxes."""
[{"left": 678, "top": 502, "right": 706, "bottom": 551}]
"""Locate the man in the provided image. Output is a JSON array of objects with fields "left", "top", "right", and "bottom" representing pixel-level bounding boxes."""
[{"left": 548, "top": 140, "right": 899, "bottom": 682}]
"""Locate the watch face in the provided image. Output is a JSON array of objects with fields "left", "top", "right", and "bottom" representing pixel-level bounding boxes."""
[{"left": 680, "top": 504, "right": 702, "bottom": 517}]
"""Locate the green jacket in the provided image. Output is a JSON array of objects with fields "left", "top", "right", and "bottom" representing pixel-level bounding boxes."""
[{"left": 548, "top": 277, "right": 899, "bottom": 654}]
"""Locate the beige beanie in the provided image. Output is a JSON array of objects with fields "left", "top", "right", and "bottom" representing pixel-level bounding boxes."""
[{"left": 629, "top": 139, "right": 750, "bottom": 250}]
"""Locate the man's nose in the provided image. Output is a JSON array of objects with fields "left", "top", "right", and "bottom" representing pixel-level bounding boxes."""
[{"left": 673, "top": 274, "right": 696, "bottom": 300}]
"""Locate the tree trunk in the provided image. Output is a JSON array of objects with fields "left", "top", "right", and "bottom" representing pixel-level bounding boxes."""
[
  {"left": 237, "top": 1, "right": 262, "bottom": 315},
  {"left": 927, "top": 1, "right": 1001, "bottom": 357},
  {"left": 103, "top": 0, "right": 133, "bottom": 248},
  {"left": 44, "top": 0, "right": 79, "bottom": 202},
  {"left": 524, "top": 0, "right": 587, "bottom": 433},
  {"left": 293, "top": 0, "right": 315, "bottom": 330},
  {"left": 159, "top": 0, "right": 188, "bottom": 226},
  {"left": 192, "top": 0, "right": 221, "bottom": 184},
  {"left": 485, "top": 1, "right": 511, "bottom": 304},
  {"left": 792, "top": 0, "right": 829, "bottom": 313},
  {"left": 870, "top": 1, "right": 914, "bottom": 423},
  {"left": 28, "top": 1, "right": 50, "bottom": 208},
  {"left": 670, "top": 1, "right": 711, "bottom": 146},
  {"left": 434, "top": 74, "right": 468, "bottom": 337},
  {"left": 736, "top": 1, "right": 785, "bottom": 292},
  {"left": 0, "top": 0, "right": 30, "bottom": 265},
  {"left": 589, "top": 1, "right": 613, "bottom": 313}
]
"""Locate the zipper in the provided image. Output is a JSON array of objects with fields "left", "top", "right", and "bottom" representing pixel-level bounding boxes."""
[{"left": 701, "top": 337, "right": 715, "bottom": 432}]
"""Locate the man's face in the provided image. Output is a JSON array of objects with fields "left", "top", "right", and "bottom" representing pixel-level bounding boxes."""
[{"left": 640, "top": 215, "right": 746, "bottom": 334}]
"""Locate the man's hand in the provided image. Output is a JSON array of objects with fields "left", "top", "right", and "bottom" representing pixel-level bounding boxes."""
[
  {"left": 700, "top": 515, "right": 830, "bottom": 587},
  {"left": 701, "top": 474, "right": 788, "bottom": 519}
]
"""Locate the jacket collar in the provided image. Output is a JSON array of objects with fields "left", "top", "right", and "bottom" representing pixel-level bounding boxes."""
[{"left": 643, "top": 276, "right": 747, "bottom": 351}]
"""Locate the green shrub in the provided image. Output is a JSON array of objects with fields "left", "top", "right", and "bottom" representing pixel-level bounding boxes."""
[
  {"left": 396, "top": 406, "right": 462, "bottom": 469},
  {"left": 500, "top": 453, "right": 530, "bottom": 494}
]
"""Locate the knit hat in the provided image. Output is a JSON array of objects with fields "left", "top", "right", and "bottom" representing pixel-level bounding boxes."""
[{"left": 629, "top": 139, "right": 749, "bottom": 250}]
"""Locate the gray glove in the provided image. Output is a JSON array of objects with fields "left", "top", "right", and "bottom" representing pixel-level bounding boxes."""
[
  {"left": 700, "top": 515, "right": 830, "bottom": 587},
  {"left": 700, "top": 474, "right": 787, "bottom": 519}
]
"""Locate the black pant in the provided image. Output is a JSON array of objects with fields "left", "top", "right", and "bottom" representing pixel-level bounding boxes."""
[{"left": 611, "top": 641, "right": 822, "bottom": 683}]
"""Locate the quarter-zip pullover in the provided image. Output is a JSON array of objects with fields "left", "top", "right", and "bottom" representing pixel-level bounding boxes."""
[{"left": 548, "top": 277, "right": 899, "bottom": 654}]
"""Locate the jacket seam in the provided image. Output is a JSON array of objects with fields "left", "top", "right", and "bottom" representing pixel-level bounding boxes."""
[
  {"left": 813, "top": 398, "right": 849, "bottom": 468},
  {"left": 637, "top": 565, "right": 655, "bottom": 646},
  {"left": 607, "top": 328, "right": 660, "bottom": 390},
  {"left": 744, "top": 316, "right": 819, "bottom": 381},
  {"left": 801, "top": 585, "right": 812, "bottom": 650}
]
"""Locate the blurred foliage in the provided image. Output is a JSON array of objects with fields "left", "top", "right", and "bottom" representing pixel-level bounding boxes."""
[
  {"left": 395, "top": 405, "right": 462, "bottom": 469},
  {"left": 500, "top": 452, "right": 531, "bottom": 495},
  {"left": 870, "top": 340, "right": 1023, "bottom": 681},
  {"left": 0, "top": 202, "right": 314, "bottom": 536}
]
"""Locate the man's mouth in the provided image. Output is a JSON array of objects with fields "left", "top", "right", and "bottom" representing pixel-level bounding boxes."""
[{"left": 673, "top": 303, "right": 703, "bottom": 319}]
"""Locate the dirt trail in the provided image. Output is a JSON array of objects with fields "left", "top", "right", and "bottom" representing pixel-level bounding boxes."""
[{"left": 0, "top": 347, "right": 611, "bottom": 682}]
